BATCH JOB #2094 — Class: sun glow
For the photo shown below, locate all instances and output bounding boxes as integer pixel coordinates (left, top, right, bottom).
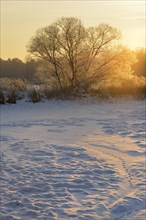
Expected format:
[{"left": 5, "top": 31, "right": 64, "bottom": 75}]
[{"left": 1, "top": 0, "right": 145, "bottom": 60}]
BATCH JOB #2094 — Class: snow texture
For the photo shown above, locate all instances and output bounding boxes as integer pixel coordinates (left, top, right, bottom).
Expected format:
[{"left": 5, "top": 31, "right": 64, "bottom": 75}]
[{"left": 1, "top": 99, "right": 146, "bottom": 220}]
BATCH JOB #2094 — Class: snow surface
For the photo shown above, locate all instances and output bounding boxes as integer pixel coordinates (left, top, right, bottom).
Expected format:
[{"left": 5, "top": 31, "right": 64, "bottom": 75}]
[{"left": 1, "top": 99, "right": 146, "bottom": 220}]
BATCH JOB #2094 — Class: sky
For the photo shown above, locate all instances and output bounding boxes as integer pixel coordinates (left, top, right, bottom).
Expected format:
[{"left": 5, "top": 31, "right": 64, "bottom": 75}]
[{"left": 1, "top": 0, "right": 145, "bottom": 61}]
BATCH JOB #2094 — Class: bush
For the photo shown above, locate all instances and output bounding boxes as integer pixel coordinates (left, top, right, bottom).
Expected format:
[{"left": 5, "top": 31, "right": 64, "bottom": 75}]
[
  {"left": 7, "top": 90, "right": 17, "bottom": 104},
  {"left": 104, "top": 84, "right": 146, "bottom": 99},
  {"left": 88, "top": 80, "right": 146, "bottom": 100},
  {"left": 0, "top": 78, "right": 26, "bottom": 91},
  {"left": 0, "top": 90, "right": 5, "bottom": 104},
  {"left": 42, "top": 85, "right": 78, "bottom": 100},
  {"left": 28, "top": 88, "right": 42, "bottom": 103}
]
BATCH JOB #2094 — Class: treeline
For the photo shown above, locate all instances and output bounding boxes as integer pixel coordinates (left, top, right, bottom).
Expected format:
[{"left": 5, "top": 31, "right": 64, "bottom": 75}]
[
  {"left": 0, "top": 17, "right": 145, "bottom": 103},
  {"left": 0, "top": 58, "right": 37, "bottom": 81},
  {"left": 0, "top": 48, "right": 145, "bottom": 81}
]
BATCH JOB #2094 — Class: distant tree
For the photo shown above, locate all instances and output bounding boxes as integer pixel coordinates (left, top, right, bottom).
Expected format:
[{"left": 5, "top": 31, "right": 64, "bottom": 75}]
[
  {"left": 0, "top": 58, "right": 24, "bottom": 78},
  {"left": 25, "top": 57, "right": 38, "bottom": 81},
  {"left": 0, "top": 58, "right": 37, "bottom": 81},
  {"left": 132, "top": 48, "right": 146, "bottom": 78}
]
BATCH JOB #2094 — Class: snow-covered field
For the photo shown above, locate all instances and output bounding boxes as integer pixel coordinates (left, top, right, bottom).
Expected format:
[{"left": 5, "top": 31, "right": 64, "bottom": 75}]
[{"left": 1, "top": 99, "right": 145, "bottom": 220}]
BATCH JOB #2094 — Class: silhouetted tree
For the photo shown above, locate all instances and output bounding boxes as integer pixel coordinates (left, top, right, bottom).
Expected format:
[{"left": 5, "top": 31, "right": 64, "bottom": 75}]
[
  {"left": 27, "top": 17, "right": 122, "bottom": 90},
  {"left": 27, "top": 17, "right": 139, "bottom": 92}
]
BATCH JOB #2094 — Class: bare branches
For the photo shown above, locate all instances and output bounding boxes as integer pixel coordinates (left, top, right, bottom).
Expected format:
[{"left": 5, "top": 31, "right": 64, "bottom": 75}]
[{"left": 27, "top": 17, "right": 127, "bottom": 91}]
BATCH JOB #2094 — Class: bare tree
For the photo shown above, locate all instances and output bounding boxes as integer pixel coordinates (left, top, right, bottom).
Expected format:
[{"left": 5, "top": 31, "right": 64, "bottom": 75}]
[
  {"left": 27, "top": 17, "right": 86, "bottom": 89},
  {"left": 27, "top": 17, "right": 123, "bottom": 91}
]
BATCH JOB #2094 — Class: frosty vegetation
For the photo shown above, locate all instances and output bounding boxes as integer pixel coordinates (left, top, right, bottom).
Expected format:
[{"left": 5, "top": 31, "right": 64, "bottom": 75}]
[{"left": 0, "top": 17, "right": 145, "bottom": 104}]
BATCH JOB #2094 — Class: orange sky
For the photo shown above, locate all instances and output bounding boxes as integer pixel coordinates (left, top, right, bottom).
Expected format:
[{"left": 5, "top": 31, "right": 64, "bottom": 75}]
[{"left": 1, "top": 0, "right": 145, "bottom": 60}]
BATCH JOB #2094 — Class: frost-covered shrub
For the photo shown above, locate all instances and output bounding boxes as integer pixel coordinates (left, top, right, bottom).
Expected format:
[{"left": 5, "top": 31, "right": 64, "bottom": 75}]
[
  {"left": 0, "top": 78, "right": 27, "bottom": 103},
  {"left": 7, "top": 90, "right": 17, "bottom": 104},
  {"left": 0, "top": 78, "right": 26, "bottom": 91},
  {"left": 28, "top": 88, "right": 42, "bottom": 103},
  {"left": 88, "top": 77, "right": 146, "bottom": 99},
  {"left": 0, "top": 90, "right": 5, "bottom": 104},
  {"left": 103, "top": 84, "right": 146, "bottom": 98},
  {"left": 42, "top": 86, "right": 61, "bottom": 99},
  {"left": 42, "top": 86, "right": 76, "bottom": 100}
]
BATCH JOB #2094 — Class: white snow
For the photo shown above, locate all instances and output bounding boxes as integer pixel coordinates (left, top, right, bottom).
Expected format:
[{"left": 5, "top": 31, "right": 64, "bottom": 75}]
[{"left": 1, "top": 99, "right": 146, "bottom": 220}]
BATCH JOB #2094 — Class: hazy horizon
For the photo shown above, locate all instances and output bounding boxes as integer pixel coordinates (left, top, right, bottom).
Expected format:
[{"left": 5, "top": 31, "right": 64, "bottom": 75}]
[{"left": 1, "top": 0, "right": 145, "bottom": 61}]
